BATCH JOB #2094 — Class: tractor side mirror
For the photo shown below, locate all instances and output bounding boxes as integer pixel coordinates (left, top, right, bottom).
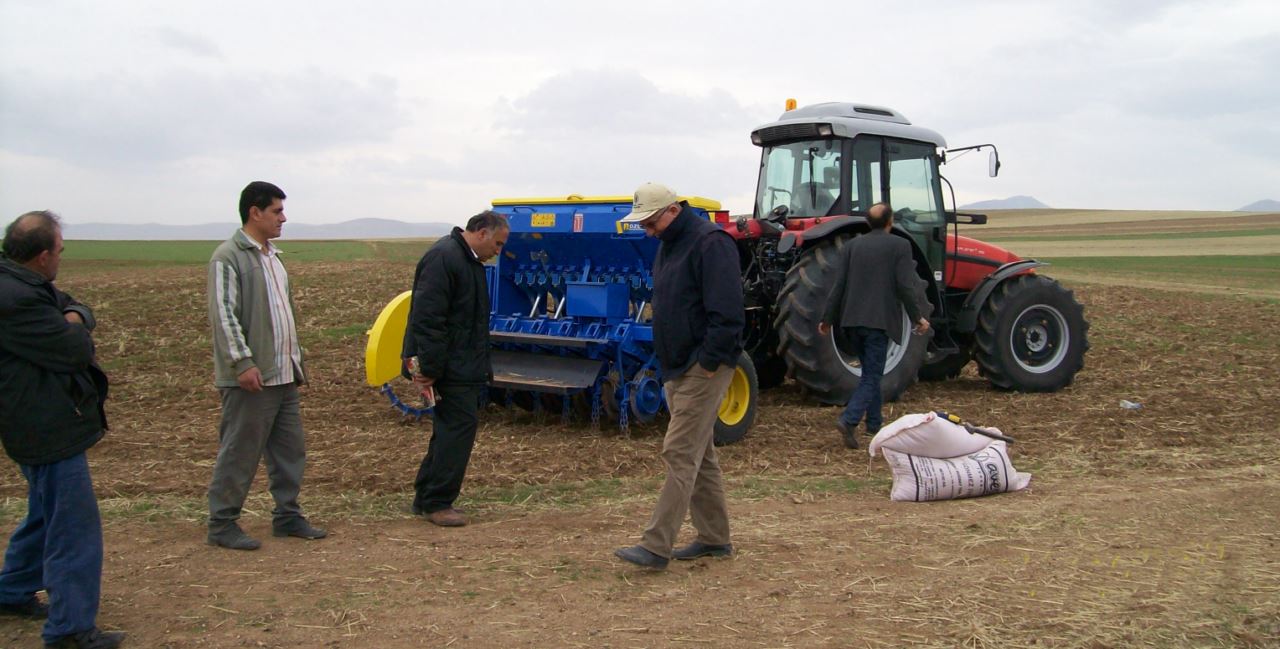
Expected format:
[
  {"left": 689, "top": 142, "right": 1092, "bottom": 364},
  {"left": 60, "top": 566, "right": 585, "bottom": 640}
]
[{"left": 988, "top": 150, "right": 1001, "bottom": 177}]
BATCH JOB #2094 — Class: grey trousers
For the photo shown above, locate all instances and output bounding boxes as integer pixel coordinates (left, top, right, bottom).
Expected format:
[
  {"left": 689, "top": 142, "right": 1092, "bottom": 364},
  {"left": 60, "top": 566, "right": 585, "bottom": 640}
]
[
  {"left": 639, "top": 365, "right": 735, "bottom": 558},
  {"left": 207, "top": 383, "right": 306, "bottom": 532}
]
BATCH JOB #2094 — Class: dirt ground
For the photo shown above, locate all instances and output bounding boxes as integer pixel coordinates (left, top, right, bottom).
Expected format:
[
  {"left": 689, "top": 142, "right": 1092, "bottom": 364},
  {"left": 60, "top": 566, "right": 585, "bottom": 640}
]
[{"left": 2, "top": 259, "right": 1279, "bottom": 647}]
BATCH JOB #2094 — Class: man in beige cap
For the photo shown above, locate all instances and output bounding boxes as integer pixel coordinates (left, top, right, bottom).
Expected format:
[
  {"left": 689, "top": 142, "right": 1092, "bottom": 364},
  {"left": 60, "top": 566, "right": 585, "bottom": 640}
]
[{"left": 613, "top": 183, "right": 745, "bottom": 570}]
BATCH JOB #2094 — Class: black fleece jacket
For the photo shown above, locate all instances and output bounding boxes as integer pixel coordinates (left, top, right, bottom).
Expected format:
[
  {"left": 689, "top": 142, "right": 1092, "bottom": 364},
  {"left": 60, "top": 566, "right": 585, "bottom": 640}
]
[{"left": 650, "top": 205, "right": 745, "bottom": 378}]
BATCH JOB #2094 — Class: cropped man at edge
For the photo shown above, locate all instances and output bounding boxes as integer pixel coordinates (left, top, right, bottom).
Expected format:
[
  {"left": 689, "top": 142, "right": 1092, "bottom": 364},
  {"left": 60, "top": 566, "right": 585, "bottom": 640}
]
[{"left": 0, "top": 211, "right": 125, "bottom": 648}]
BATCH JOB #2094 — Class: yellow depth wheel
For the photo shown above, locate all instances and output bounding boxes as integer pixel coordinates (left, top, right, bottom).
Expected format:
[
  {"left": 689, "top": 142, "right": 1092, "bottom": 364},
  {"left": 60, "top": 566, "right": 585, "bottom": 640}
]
[
  {"left": 713, "top": 352, "right": 759, "bottom": 446},
  {"left": 718, "top": 367, "right": 751, "bottom": 426}
]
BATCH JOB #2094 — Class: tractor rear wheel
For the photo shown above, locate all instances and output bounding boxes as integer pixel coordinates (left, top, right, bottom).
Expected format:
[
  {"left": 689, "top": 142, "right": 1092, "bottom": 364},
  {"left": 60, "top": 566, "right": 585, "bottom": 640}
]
[
  {"left": 713, "top": 352, "right": 758, "bottom": 446},
  {"left": 775, "top": 235, "right": 930, "bottom": 405},
  {"left": 974, "top": 274, "right": 1088, "bottom": 391}
]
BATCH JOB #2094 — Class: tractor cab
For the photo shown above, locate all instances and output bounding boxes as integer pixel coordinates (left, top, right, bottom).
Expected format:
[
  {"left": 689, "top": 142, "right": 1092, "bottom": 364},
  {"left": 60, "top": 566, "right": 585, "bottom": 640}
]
[{"left": 750, "top": 102, "right": 954, "bottom": 281}]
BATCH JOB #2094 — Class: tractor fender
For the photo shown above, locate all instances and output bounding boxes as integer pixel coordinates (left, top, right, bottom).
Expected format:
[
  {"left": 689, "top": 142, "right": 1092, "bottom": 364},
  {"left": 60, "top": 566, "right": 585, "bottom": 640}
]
[
  {"left": 777, "top": 215, "right": 866, "bottom": 254},
  {"left": 955, "top": 260, "right": 1047, "bottom": 333}
]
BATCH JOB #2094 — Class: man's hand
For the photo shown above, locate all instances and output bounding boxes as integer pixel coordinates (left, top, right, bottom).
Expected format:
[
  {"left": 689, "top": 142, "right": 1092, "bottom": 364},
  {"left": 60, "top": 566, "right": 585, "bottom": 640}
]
[
  {"left": 411, "top": 374, "right": 435, "bottom": 390},
  {"left": 64, "top": 311, "right": 84, "bottom": 325},
  {"left": 817, "top": 322, "right": 831, "bottom": 336},
  {"left": 913, "top": 317, "right": 931, "bottom": 335},
  {"left": 238, "top": 367, "right": 264, "bottom": 392}
]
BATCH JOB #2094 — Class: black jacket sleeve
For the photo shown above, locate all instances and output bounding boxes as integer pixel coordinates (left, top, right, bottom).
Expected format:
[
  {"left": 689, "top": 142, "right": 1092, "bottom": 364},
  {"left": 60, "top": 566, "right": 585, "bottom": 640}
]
[
  {"left": 695, "top": 231, "right": 745, "bottom": 372},
  {"left": 57, "top": 291, "right": 97, "bottom": 332},
  {"left": 408, "top": 249, "right": 454, "bottom": 379},
  {"left": 0, "top": 289, "right": 95, "bottom": 374}
]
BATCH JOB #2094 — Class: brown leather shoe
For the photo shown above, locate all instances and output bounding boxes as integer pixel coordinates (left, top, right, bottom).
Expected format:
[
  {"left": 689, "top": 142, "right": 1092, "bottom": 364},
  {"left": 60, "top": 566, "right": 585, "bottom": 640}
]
[{"left": 426, "top": 508, "right": 466, "bottom": 527}]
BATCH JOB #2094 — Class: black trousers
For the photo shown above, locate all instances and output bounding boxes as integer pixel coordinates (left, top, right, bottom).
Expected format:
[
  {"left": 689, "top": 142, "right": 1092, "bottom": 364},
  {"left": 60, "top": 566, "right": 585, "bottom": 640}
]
[{"left": 413, "top": 384, "right": 483, "bottom": 513}]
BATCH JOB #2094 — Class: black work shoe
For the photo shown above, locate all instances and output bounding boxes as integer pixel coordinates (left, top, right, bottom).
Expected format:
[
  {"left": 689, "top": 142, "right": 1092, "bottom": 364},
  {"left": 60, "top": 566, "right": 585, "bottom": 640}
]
[
  {"left": 272, "top": 518, "right": 327, "bottom": 540},
  {"left": 44, "top": 627, "right": 126, "bottom": 649},
  {"left": 0, "top": 596, "right": 49, "bottom": 619},
  {"left": 865, "top": 426, "right": 881, "bottom": 437},
  {"left": 836, "top": 420, "right": 858, "bottom": 449},
  {"left": 207, "top": 524, "right": 261, "bottom": 551},
  {"left": 672, "top": 541, "right": 733, "bottom": 560},
  {"left": 613, "top": 545, "right": 669, "bottom": 570}
]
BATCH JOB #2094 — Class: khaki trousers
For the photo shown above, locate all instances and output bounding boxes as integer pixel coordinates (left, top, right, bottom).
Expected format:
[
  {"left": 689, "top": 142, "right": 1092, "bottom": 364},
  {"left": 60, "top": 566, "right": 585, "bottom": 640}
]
[{"left": 639, "top": 365, "right": 735, "bottom": 557}]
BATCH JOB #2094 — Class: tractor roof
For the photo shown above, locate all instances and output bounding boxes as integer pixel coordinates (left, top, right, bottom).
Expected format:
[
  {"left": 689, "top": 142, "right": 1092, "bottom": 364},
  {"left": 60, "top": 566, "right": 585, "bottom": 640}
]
[{"left": 751, "top": 102, "right": 946, "bottom": 148}]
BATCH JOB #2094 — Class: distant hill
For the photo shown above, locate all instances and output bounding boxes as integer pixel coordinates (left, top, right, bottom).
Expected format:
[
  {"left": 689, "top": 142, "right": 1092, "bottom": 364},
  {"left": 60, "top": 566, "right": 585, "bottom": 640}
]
[
  {"left": 960, "top": 195, "right": 1051, "bottom": 210},
  {"left": 64, "top": 218, "right": 454, "bottom": 240},
  {"left": 1235, "top": 199, "right": 1280, "bottom": 212}
]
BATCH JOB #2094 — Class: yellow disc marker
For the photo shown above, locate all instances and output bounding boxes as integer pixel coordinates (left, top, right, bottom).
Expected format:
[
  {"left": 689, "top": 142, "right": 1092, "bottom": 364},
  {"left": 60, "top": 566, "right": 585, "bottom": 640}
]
[{"left": 365, "top": 290, "right": 413, "bottom": 386}]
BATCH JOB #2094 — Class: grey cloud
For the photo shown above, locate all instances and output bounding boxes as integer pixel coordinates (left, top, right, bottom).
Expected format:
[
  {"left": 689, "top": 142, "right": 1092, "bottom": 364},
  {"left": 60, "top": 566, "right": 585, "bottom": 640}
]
[
  {"left": 357, "top": 68, "right": 767, "bottom": 197},
  {"left": 1115, "top": 35, "right": 1280, "bottom": 119},
  {"left": 498, "top": 69, "right": 754, "bottom": 139},
  {"left": 152, "top": 26, "right": 223, "bottom": 59},
  {"left": 0, "top": 68, "right": 405, "bottom": 165}
]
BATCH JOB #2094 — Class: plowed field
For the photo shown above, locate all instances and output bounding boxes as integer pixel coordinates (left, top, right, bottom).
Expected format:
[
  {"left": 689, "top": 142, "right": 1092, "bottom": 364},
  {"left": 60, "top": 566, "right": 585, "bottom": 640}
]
[{"left": 3, "top": 217, "right": 1278, "bottom": 647}]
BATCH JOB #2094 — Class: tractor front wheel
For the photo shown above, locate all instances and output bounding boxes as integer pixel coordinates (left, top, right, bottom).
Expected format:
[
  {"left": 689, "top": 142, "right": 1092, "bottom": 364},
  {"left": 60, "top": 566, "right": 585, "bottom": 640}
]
[{"left": 974, "top": 274, "right": 1088, "bottom": 391}]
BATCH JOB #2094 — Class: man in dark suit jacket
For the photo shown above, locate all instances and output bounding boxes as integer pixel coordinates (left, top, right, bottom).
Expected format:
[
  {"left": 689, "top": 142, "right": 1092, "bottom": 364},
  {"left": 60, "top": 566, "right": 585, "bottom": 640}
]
[{"left": 819, "top": 203, "right": 930, "bottom": 449}]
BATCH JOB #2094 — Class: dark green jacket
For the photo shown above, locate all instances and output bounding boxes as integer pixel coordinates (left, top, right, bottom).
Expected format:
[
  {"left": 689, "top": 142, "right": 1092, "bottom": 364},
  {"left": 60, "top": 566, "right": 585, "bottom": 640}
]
[
  {"left": 0, "top": 258, "right": 109, "bottom": 466},
  {"left": 207, "top": 230, "right": 308, "bottom": 388}
]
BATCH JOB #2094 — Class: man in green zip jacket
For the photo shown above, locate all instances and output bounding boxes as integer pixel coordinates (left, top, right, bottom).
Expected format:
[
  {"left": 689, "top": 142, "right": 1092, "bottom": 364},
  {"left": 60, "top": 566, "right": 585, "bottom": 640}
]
[{"left": 205, "top": 182, "right": 326, "bottom": 550}]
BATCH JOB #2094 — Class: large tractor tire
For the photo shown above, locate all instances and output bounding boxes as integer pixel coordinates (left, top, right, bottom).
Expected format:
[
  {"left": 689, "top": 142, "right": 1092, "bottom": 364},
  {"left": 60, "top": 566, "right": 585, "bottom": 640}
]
[
  {"left": 713, "top": 351, "right": 758, "bottom": 446},
  {"left": 974, "top": 274, "right": 1088, "bottom": 391},
  {"left": 775, "top": 235, "right": 930, "bottom": 405},
  {"left": 918, "top": 334, "right": 973, "bottom": 381}
]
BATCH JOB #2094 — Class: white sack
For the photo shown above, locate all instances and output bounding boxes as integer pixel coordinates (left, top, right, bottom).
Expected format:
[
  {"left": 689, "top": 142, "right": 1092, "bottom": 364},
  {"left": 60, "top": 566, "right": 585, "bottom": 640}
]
[
  {"left": 868, "top": 411, "right": 996, "bottom": 459},
  {"left": 882, "top": 440, "right": 1032, "bottom": 502}
]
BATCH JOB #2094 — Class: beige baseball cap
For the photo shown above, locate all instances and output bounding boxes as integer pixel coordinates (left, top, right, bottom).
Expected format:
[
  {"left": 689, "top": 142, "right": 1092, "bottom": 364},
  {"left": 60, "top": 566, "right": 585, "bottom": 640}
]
[{"left": 618, "top": 182, "right": 678, "bottom": 224}]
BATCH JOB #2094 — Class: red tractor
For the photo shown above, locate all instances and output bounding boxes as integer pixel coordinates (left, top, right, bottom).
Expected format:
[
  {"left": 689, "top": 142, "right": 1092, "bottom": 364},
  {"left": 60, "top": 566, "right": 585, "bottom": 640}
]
[{"left": 724, "top": 100, "right": 1088, "bottom": 434}]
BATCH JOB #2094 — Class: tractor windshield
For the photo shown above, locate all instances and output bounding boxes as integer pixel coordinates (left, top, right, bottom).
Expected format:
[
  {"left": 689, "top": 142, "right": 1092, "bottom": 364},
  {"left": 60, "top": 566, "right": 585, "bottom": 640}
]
[
  {"left": 754, "top": 136, "right": 944, "bottom": 226},
  {"left": 756, "top": 140, "right": 842, "bottom": 218}
]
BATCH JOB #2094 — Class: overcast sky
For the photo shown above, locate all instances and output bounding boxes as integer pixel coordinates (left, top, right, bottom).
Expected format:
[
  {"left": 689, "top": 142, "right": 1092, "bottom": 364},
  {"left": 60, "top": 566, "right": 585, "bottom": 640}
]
[{"left": 2, "top": 0, "right": 1276, "bottom": 227}]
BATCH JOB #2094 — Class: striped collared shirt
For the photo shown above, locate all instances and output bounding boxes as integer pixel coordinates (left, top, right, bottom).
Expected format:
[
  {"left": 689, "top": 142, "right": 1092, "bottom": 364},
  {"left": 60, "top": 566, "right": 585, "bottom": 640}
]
[{"left": 256, "top": 238, "right": 301, "bottom": 386}]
